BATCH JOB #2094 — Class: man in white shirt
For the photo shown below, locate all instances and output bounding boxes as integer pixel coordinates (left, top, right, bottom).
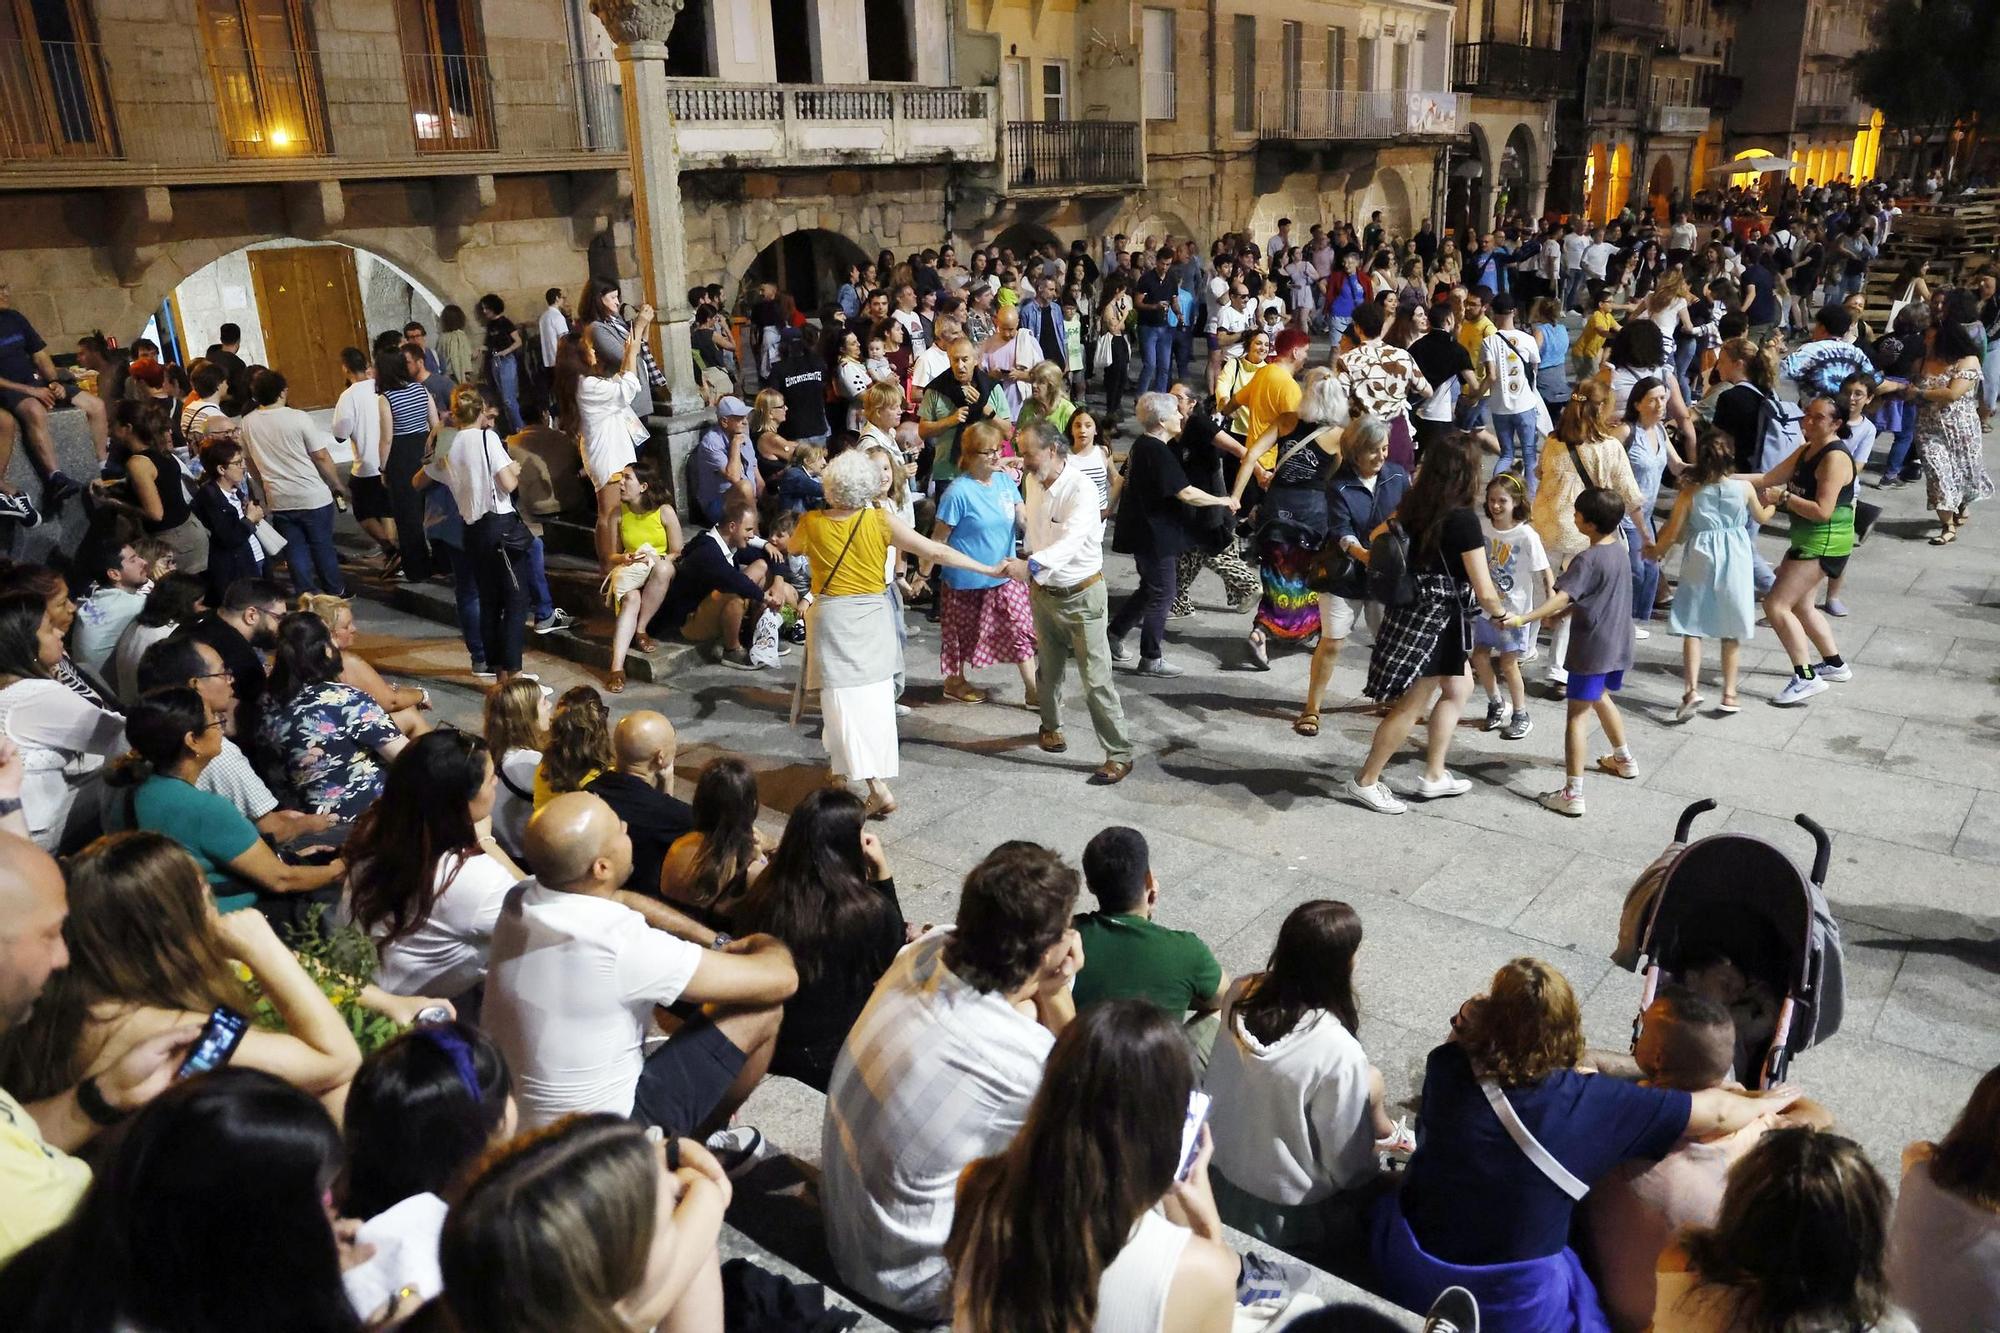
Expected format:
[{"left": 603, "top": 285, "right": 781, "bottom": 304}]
[
  {"left": 536, "top": 287, "right": 569, "bottom": 370},
  {"left": 1560, "top": 221, "right": 1593, "bottom": 310},
  {"left": 891, "top": 284, "right": 928, "bottom": 356},
  {"left": 237, "top": 368, "right": 349, "bottom": 594},
  {"left": 483, "top": 791, "right": 797, "bottom": 1138},
  {"left": 1481, "top": 294, "right": 1548, "bottom": 491},
  {"left": 1266, "top": 217, "right": 1293, "bottom": 261},
  {"left": 1208, "top": 284, "right": 1253, "bottom": 391},
  {"left": 69, "top": 541, "right": 152, "bottom": 675},
  {"left": 1581, "top": 229, "right": 1618, "bottom": 289},
  {"left": 329, "top": 347, "right": 397, "bottom": 572},
  {"left": 1668, "top": 212, "right": 1698, "bottom": 254},
  {"left": 821, "top": 841, "right": 1083, "bottom": 1319},
  {"left": 908, "top": 309, "right": 962, "bottom": 393},
  {"left": 1003, "top": 423, "right": 1133, "bottom": 784}
]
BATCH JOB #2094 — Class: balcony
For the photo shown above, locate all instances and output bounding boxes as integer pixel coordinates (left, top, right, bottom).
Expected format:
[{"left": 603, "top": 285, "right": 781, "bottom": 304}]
[
  {"left": 1673, "top": 25, "right": 1727, "bottom": 60},
  {"left": 1797, "top": 98, "right": 1866, "bottom": 128},
  {"left": 1143, "top": 69, "right": 1177, "bottom": 121},
  {"left": 1, "top": 37, "right": 623, "bottom": 186},
  {"left": 1004, "top": 120, "right": 1141, "bottom": 192},
  {"left": 1598, "top": 0, "right": 1669, "bottom": 38},
  {"left": 663, "top": 80, "right": 995, "bottom": 171},
  {"left": 1257, "top": 89, "right": 1466, "bottom": 143},
  {"left": 1452, "top": 42, "right": 1565, "bottom": 99},
  {"left": 1647, "top": 102, "right": 1710, "bottom": 136}
]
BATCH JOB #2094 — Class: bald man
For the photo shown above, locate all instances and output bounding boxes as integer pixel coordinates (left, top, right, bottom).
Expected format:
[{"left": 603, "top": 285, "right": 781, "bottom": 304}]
[
  {"left": 482, "top": 792, "right": 796, "bottom": 1148},
  {"left": 0, "top": 833, "right": 200, "bottom": 1260},
  {"left": 584, "top": 711, "right": 692, "bottom": 899}
]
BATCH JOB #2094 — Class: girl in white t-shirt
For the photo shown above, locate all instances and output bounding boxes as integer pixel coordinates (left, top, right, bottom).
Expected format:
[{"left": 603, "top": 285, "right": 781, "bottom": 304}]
[{"left": 1473, "top": 474, "right": 1552, "bottom": 740}]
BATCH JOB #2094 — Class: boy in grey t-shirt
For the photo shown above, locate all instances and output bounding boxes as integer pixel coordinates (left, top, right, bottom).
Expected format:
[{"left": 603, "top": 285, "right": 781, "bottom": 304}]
[{"left": 1504, "top": 487, "right": 1636, "bottom": 817}]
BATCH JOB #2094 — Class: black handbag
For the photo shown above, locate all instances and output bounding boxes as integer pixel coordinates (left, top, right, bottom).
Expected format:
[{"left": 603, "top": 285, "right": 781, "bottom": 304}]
[
  {"left": 1306, "top": 541, "right": 1357, "bottom": 594},
  {"left": 1367, "top": 521, "right": 1420, "bottom": 608}
]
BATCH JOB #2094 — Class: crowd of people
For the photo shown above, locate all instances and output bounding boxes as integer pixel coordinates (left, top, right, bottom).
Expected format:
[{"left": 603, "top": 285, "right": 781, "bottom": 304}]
[{"left": 0, "top": 174, "right": 1997, "bottom": 1331}]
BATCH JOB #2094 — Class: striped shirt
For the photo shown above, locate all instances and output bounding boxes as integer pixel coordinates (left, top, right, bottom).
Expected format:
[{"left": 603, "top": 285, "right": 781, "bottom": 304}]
[{"left": 383, "top": 381, "right": 433, "bottom": 437}]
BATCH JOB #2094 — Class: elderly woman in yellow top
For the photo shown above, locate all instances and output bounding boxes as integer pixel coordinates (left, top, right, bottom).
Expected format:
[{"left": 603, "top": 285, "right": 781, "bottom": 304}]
[{"left": 795, "top": 449, "right": 1007, "bottom": 818}]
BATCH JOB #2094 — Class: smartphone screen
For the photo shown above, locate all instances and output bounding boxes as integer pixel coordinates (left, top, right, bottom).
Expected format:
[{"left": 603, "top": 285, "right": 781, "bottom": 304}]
[
  {"left": 1176, "top": 1090, "right": 1212, "bottom": 1182},
  {"left": 176, "top": 1006, "right": 249, "bottom": 1080}
]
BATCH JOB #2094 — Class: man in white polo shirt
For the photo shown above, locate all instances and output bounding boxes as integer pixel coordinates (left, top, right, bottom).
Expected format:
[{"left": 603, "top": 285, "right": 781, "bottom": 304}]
[
  {"left": 483, "top": 791, "right": 797, "bottom": 1143},
  {"left": 237, "top": 367, "right": 349, "bottom": 595}
]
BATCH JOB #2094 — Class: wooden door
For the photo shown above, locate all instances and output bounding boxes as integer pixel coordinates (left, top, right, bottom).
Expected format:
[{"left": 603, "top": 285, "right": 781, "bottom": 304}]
[{"left": 247, "top": 245, "right": 364, "bottom": 410}]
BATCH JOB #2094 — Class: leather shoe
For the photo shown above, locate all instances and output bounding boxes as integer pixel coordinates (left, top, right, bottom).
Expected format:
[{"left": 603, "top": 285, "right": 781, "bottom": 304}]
[
  {"left": 1088, "top": 759, "right": 1134, "bottom": 785},
  {"left": 1037, "top": 728, "right": 1067, "bottom": 754}
]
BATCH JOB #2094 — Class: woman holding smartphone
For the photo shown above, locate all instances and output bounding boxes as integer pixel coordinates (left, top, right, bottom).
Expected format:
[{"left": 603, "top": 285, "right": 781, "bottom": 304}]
[{"left": 945, "top": 1000, "right": 1238, "bottom": 1333}]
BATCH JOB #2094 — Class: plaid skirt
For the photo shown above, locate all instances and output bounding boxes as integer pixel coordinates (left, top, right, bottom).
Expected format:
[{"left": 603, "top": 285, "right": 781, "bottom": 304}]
[
  {"left": 1364, "top": 573, "right": 1476, "bottom": 700},
  {"left": 939, "top": 580, "right": 1036, "bottom": 676}
]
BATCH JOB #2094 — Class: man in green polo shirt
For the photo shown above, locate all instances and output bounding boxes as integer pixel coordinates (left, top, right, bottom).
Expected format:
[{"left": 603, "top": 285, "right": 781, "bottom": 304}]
[{"left": 1071, "top": 827, "right": 1228, "bottom": 1037}]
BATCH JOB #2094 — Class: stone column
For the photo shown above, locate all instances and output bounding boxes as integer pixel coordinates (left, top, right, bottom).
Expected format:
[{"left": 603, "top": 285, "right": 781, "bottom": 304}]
[{"left": 591, "top": 0, "right": 705, "bottom": 421}]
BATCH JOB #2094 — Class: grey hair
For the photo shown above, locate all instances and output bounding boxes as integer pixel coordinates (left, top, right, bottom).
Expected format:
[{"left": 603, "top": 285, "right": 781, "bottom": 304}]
[
  {"left": 823, "top": 449, "right": 881, "bottom": 509},
  {"left": 1134, "top": 391, "right": 1179, "bottom": 432},
  {"left": 1297, "top": 366, "right": 1349, "bottom": 427},
  {"left": 1339, "top": 413, "right": 1390, "bottom": 458}
]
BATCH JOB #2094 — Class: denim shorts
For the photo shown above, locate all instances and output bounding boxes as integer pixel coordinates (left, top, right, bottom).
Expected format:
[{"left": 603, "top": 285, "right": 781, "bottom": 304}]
[{"left": 1475, "top": 618, "right": 1534, "bottom": 655}]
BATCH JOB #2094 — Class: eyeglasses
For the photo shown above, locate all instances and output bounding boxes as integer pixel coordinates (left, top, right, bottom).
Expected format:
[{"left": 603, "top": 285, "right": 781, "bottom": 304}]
[{"left": 189, "top": 668, "right": 231, "bottom": 682}]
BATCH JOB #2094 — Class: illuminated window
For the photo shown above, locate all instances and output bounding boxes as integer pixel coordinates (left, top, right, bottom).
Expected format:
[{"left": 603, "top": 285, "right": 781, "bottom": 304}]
[
  {"left": 396, "top": 0, "right": 494, "bottom": 152},
  {"left": 200, "top": 0, "right": 327, "bottom": 157}
]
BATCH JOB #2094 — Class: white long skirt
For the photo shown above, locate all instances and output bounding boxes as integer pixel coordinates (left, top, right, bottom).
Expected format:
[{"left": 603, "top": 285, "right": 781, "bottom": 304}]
[{"left": 821, "top": 678, "right": 899, "bottom": 782}]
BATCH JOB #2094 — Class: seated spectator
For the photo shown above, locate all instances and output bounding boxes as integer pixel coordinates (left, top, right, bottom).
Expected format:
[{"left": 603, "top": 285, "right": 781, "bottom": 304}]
[
  {"left": 650, "top": 493, "right": 794, "bottom": 669},
  {"left": 68, "top": 537, "right": 161, "bottom": 676},
  {"left": 481, "top": 676, "right": 547, "bottom": 859},
  {"left": 1072, "top": 825, "right": 1228, "bottom": 1024},
  {"left": 100, "top": 689, "right": 345, "bottom": 920},
  {"left": 772, "top": 442, "right": 828, "bottom": 513},
  {"left": 339, "top": 1022, "right": 515, "bottom": 1321},
  {"left": 439, "top": 1114, "right": 729, "bottom": 1333},
  {"left": 0, "top": 831, "right": 360, "bottom": 1104},
  {"left": 258, "top": 611, "right": 407, "bottom": 821},
  {"left": 1655, "top": 1128, "right": 1915, "bottom": 1332},
  {"left": 946, "top": 999, "right": 1239, "bottom": 1333},
  {"left": 583, "top": 710, "right": 692, "bottom": 898},
  {"left": 344, "top": 730, "right": 525, "bottom": 1009},
  {"left": 187, "top": 575, "right": 287, "bottom": 738},
  {"left": 1886, "top": 1063, "right": 2000, "bottom": 1328},
  {"left": 94, "top": 399, "right": 209, "bottom": 576},
  {"left": 1372, "top": 957, "right": 1801, "bottom": 1330},
  {"left": 482, "top": 791, "right": 794, "bottom": 1137},
  {"left": 298, "top": 593, "right": 432, "bottom": 738},
  {"left": 191, "top": 439, "right": 266, "bottom": 603},
  {"left": 821, "top": 841, "right": 1083, "bottom": 1319},
  {"left": 604, "top": 459, "right": 682, "bottom": 694},
  {"left": 133, "top": 635, "right": 333, "bottom": 848},
  {"left": 109, "top": 570, "right": 204, "bottom": 707},
  {"left": 735, "top": 786, "right": 905, "bottom": 1091},
  {"left": 532, "top": 684, "right": 611, "bottom": 809},
  {"left": 0, "top": 1069, "right": 366, "bottom": 1331},
  {"left": 658, "top": 754, "right": 770, "bottom": 923},
  {"left": 1586, "top": 986, "right": 1832, "bottom": 1331},
  {"left": 1205, "top": 900, "right": 1404, "bottom": 1255},
  {"left": 0, "top": 832, "right": 198, "bottom": 1262},
  {"left": 0, "top": 589, "right": 125, "bottom": 850},
  {"left": 0, "top": 562, "right": 111, "bottom": 706}
]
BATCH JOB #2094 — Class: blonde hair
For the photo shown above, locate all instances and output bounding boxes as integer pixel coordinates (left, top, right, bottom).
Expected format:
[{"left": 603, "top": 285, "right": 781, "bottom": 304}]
[
  {"left": 483, "top": 676, "right": 547, "bottom": 757},
  {"left": 749, "top": 387, "right": 786, "bottom": 437},
  {"left": 960, "top": 420, "right": 1004, "bottom": 462},
  {"left": 451, "top": 383, "right": 491, "bottom": 427},
  {"left": 1028, "top": 358, "right": 1067, "bottom": 408},
  {"left": 295, "top": 592, "right": 352, "bottom": 636},
  {"left": 860, "top": 379, "right": 903, "bottom": 422},
  {"left": 866, "top": 440, "right": 912, "bottom": 493}
]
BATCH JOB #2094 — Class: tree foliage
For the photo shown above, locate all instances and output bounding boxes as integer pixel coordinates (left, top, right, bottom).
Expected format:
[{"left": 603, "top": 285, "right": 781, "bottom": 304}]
[{"left": 1852, "top": 0, "right": 2000, "bottom": 133}]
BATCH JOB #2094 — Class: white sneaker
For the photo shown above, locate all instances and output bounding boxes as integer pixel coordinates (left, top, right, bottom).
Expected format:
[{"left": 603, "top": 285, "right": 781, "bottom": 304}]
[
  {"left": 1344, "top": 777, "right": 1406, "bottom": 814},
  {"left": 1537, "top": 787, "right": 1586, "bottom": 817},
  {"left": 1772, "top": 674, "right": 1830, "bottom": 706},
  {"left": 1633, "top": 625, "right": 1651, "bottom": 640},
  {"left": 1413, "top": 771, "right": 1473, "bottom": 800},
  {"left": 704, "top": 1124, "right": 776, "bottom": 1179},
  {"left": 1814, "top": 661, "right": 1853, "bottom": 682}
]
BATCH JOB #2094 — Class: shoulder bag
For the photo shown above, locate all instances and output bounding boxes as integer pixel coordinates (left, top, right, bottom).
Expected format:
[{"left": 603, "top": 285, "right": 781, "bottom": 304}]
[{"left": 1366, "top": 519, "right": 1420, "bottom": 608}]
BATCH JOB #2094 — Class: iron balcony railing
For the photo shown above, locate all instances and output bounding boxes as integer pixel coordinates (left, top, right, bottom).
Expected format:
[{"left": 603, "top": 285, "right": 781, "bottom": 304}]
[
  {"left": 1257, "top": 89, "right": 1465, "bottom": 142},
  {"left": 0, "top": 38, "right": 118, "bottom": 159},
  {"left": 206, "top": 50, "right": 333, "bottom": 157},
  {"left": 1451, "top": 42, "right": 1565, "bottom": 99},
  {"left": 1004, "top": 119, "right": 1141, "bottom": 190},
  {"left": 1143, "top": 69, "right": 1176, "bottom": 120}
]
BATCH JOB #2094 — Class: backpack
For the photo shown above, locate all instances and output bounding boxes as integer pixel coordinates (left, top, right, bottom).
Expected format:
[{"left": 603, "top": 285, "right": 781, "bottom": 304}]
[
  {"left": 1367, "top": 520, "right": 1420, "bottom": 608},
  {"left": 1749, "top": 386, "right": 1804, "bottom": 472}
]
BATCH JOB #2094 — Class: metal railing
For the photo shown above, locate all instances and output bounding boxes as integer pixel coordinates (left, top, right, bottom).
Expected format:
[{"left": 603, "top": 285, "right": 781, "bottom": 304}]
[
  {"left": 207, "top": 51, "right": 332, "bottom": 157},
  {"left": 0, "top": 38, "right": 118, "bottom": 159},
  {"left": 1004, "top": 120, "right": 1140, "bottom": 189},
  {"left": 1647, "top": 102, "right": 1710, "bottom": 135},
  {"left": 1143, "top": 69, "right": 1176, "bottom": 120},
  {"left": 1451, "top": 42, "right": 1564, "bottom": 98},
  {"left": 402, "top": 50, "right": 496, "bottom": 152},
  {"left": 1598, "top": 0, "right": 1669, "bottom": 36},
  {"left": 1798, "top": 99, "right": 1864, "bottom": 127},
  {"left": 573, "top": 58, "right": 625, "bottom": 151},
  {"left": 1257, "top": 89, "right": 1464, "bottom": 142}
]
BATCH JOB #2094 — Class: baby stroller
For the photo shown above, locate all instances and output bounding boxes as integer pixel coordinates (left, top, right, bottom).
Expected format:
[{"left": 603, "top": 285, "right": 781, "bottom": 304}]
[{"left": 1612, "top": 798, "right": 1846, "bottom": 1088}]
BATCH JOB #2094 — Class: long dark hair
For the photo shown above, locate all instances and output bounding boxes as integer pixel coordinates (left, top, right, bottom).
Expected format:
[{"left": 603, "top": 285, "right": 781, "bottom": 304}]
[
  {"left": 947, "top": 1001, "right": 1193, "bottom": 1332},
  {"left": 1678, "top": 1128, "right": 1893, "bottom": 1333},
  {"left": 266, "top": 611, "right": 343, "bottom": 706},
  {"left": 1396, "top": 429, "right": 1483, "bottom": 556},
  {"left": 342, "top": 1021, "right": 512, "bottom": 1219},
  {"left": 682, "top": 755, "right": 761, "bottom": 907},
  {"left": 553, "top": 331, "right": 612, "bottom": 437},
  {"left": 0, "top": 589, "right": 51, "bottom": 681},
  {"left": 345, "top": 730, "right": 491, "bottom": 948},
  {"left": 1236, "top": 900, "right": 1363, "bottom": 1043},
  {"left": 0, "top": 1069, "right": 359, "bottom": 1333},
  {"left": 736, "top": 787, "right": 890, "bottom": 988},
  {"left": 1929, "top": 1062, "right": 2000, "bottom": 1211}
]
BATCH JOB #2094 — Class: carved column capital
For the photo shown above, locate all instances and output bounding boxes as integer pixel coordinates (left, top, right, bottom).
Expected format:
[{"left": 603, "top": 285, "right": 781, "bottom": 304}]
[{"left": 588, "top": 0, "right": 684, "bottom": 48}]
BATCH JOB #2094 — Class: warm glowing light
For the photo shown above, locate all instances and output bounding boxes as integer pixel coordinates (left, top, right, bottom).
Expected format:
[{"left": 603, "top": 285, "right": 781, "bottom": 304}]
[{"left": 270, "top": 127, "right": 291, "bottom": 146}]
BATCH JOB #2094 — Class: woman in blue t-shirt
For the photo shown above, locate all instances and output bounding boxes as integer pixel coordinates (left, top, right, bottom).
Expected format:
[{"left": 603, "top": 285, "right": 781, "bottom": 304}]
[
  {"left": 1370, "top": 957, "right": 1802, "bottom": 1332},
  {"left": 924, "top": 421, "right": 1036, "bottom": 707}
]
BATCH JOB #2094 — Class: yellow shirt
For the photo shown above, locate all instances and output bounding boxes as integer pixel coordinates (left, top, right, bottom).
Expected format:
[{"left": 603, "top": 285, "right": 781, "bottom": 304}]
[
  {"left": 1577, "top": 310, "right": 1620, "bottom": 360},
  {"left": 1239, "top": 362, "right": 1303, "bottom": 469},
  {"left": 1217, "top": 355, "right": 1266, "bottom": 439},
  {"left": 534, "top": 764, "right": 601, "bottom": 810},
  {"left": 0, "top": 1086, "right": 91, "bottom": 1262},
  {"left": 619, "top": 505, "right": 671, "bottom": 556},
  {"left": 1458, "top": 315, "right": 1496, "bottom": 363},
  {"left": 797, "top": 506, "right": 892, "bottom": 597}
]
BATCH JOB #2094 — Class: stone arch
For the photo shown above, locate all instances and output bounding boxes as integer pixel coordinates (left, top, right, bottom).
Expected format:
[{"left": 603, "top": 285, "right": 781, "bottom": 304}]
[
  {"left": 734, "top": 226, "right": 871, "bottom": 315},
  {"left": 1352, "top": 166, "right": 1416, "bottom": 236},
  {"left": 1125, "top": 210, "right": 1196, "bottom": 252},
  {"left": 1648, "top": 154, "right": 1678, "bottom": 223},
  {"left": 1446, "top": 121, "right": 1493, "bottom": 241},
  {"left": 1502, "top": 122, "right": 1540, "bottom": 218},
  {"left": 992, "top": 220, "right": 1062, "bottom": 258}
]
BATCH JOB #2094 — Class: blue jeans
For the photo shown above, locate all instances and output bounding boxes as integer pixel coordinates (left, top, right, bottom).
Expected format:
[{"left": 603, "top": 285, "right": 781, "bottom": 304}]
[
  {"left": 1672, "top": 338, "right": 1698, "bottom": 404},
  {"left": 1624, "top": 515, "right": 1659, "bottom": 625},
  {"left": 1491, "top": 411, "right": 1540, "bottom": 498},
  {"left": 440, "top": 541, "right": 485, "bottom": 665},
  {"left": 1173, "top": 327, "right": 1193, "bottom": 384},
  {"left": 271, "top": 504, "right": 345, "bottom": 595},
  {"left": 1138, "top": 324, "right": 1174, "bottom": 395},
  {"left": 526, "top": 535, "right": 553, "bottom": 622},
  {"left": 491, "top": 353, "right": 523, "bottom": 434},
  {"left": 1879, "top": 407, "right": 1919, "bottom": 477}
]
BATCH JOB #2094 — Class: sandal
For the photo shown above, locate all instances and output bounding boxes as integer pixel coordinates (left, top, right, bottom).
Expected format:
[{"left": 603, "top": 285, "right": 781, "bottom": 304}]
[
  {"left": 941, "top": 680, "right": 987, "bottom": 704},
  {"left": 1674, "top": 691, "right": 1703, "bottom": 723},
  {"left": 605, "top": 668, "right": 626, "bottom": 694},
  {"left": 633, "top": 633, "right": 659, "bottom": 653},
  {"left": 863, "top": 792, "right": 898, "bottom": 820},
  {"left": 1716, "top": 695, "right": 1741, "bottom": 714},
  {"left": 1293, "top": 711, "right": 1322, "bottom": 737},
  {"left": 1246, "top": 629, "right": 1271, "bottom": 671},
  {"left": 1929, "top": 529, "right": 1957, "bottom": 545}
]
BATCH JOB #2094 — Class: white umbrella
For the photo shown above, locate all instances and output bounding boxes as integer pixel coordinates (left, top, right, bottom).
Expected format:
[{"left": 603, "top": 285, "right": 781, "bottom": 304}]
[{"left": 1709, "top": 155, "right": 1800, "bottom": 175}]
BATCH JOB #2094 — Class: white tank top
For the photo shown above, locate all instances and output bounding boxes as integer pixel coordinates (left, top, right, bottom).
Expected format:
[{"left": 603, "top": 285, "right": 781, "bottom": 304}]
[{"left": 1094, "top": 1209, "right": 1192, "bottom": 1333}]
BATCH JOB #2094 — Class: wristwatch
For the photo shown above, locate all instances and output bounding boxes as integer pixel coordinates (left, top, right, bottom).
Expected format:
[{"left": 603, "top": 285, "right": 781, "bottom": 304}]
[
  {"left": 709, "top": 933, "right": 735, "bottom": 950},
  {"left": 77, "top": 1076, "right": 128, "bottom": 1127}
]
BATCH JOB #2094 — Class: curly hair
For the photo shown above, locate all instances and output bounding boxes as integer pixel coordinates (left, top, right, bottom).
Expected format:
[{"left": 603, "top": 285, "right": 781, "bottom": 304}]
[
  {"left": 943, "top": 843, "right": 1079, "bottom": 995},
  {"left": 1456, "top": 957, "right": 1584, "bottom": 1087},
  {"left": 538, "top": 686, "right": 613, "bottom": 797}
]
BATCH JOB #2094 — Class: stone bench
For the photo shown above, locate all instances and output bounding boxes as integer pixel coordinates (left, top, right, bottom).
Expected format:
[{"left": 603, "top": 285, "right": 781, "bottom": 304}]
[{"left": 1, "top": 404, "right": 97, "bottom": 567}]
